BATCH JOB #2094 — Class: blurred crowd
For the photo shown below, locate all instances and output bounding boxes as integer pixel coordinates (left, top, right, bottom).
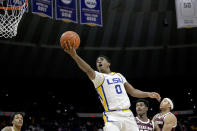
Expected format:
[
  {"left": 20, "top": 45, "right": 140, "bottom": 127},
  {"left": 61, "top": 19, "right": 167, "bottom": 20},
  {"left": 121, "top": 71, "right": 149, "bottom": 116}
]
[
  {"left": 0, "top": 115, "right": 103, "bottom": 131},
  {"left": 0, "top": 114, "right": 197, "bottom": 131},
  {"left": 0, "top": 112, "right": 197, "bottom": 131}
]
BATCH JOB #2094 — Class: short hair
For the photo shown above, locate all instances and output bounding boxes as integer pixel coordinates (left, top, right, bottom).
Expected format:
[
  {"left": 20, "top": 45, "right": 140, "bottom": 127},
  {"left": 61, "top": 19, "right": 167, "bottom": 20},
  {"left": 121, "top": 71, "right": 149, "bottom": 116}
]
[
  {"left": 97, "top": 55, "right": 111, "bottom": 63},
  {"left": 10, "top": 112, "right": 24, "bottom": 124},
  {"left": 136, "top": 99, "right": 149, "bottom": 108}
]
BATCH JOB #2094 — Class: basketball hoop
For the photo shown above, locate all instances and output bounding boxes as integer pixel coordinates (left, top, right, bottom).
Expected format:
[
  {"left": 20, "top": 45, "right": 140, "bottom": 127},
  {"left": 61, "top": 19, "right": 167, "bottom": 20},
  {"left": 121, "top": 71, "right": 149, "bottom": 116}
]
[{"left": 0, "top": 0, "right": 28, "bottom": 38}]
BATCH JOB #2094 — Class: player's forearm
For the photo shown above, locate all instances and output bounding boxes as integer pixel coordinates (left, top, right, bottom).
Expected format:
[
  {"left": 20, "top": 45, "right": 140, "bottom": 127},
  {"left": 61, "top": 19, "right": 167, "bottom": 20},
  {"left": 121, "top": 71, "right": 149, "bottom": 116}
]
[
  {"left": 72, "top": 54, "right": 95, "bottom": 79},
  {"left": 130, "top": 88, "right": 151, "bottom": 98},
  {"left": 162, "top": 125, "right": 172, "bottom": 131},
  {"left": 124, "top": 82, "right": 150, "bottom": 98}
]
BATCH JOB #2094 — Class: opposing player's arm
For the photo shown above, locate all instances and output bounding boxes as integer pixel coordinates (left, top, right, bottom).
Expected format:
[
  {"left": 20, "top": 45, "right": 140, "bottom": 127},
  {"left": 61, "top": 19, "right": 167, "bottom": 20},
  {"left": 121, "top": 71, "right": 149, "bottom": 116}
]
[
  {"left": 162, "top": 114, "right": 177, "bottom": 131},
  {"left": 1, "top": 127, "right": 11, "bottom": 131},
  {"left": 64, "top": 41, "right": 95, "bottom": 80},
  {"left": 124, "top": 82, "right": 161, "bottom": 101}
]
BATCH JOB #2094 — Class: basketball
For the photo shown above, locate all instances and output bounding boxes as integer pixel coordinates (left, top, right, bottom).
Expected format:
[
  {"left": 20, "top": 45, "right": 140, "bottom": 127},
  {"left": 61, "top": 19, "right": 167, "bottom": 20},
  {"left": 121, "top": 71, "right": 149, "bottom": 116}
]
[{"left": 60, "top": 31, "right": 80, "bottom": 49}]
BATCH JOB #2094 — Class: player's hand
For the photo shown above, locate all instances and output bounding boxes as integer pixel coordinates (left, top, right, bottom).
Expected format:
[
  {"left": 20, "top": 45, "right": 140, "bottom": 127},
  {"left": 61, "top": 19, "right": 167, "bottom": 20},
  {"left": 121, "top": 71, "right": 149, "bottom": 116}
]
[
  {"left": 63, "top": 40, "right": 77, "bottom": 57},
  {"left": 148, "top": 92, "right": 161, "bottom": 102}
]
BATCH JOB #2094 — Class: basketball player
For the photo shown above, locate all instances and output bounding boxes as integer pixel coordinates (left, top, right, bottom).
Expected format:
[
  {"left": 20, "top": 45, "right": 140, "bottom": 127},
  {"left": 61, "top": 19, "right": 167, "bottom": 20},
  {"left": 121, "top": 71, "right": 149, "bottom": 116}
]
[
  {"left": 135, "top": 99, "right": 156, "bottom": 131},
  {"left": 1, "top": 112, "right": 23, "bottom": 131},
  {"left": 63, "top": 42, "right": 161, "bottom": 131},
  {"left": 153, "top": 98, "right": 177, "bottom": 131}
]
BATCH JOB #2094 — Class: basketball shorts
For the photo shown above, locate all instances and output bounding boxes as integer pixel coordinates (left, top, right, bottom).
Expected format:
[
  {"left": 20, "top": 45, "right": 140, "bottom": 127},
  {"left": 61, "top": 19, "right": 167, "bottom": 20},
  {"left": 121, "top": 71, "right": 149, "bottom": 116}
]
[{"left": 103, "top": 109, "right": 139, "bottom": 131}]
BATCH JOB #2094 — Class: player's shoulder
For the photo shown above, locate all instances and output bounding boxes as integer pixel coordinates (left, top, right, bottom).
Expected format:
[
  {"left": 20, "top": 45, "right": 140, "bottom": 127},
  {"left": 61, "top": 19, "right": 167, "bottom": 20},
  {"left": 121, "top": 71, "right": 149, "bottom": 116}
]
[
  {"left": 1, "top": 126, "right": 12, "bottom": 131},
  {"left": 170, "top": 112, "right": 177, "bottom": 119},
  {"left": 115, "top": 72, "right": 121, "bottom": 75},
  {"left": 95, "top": 71, "right": 101, "bottom": 74},
  {"left": 153, "top": 113, "right": 160, "bottom": 120},
  {"left": 153, "top": 113, "right": 160, "bottom": 117},
  {"left": 164, "top": 112, "right": 177, "bottom": 122},
  {"left": 115, "top": 72, "right": 124, "bottom": 77},
  {"left": 95, "top": 71, "right": 104, "bottom": 76}
]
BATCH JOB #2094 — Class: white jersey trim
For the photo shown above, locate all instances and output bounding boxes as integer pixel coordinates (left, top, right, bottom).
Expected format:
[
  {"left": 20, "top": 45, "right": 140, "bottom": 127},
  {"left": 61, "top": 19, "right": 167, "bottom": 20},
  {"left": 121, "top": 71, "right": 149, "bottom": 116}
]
[
  {"left": 152, "top": 120, "right": 155, "bottom": 130},
  {"left": 136, "top": 117, "right": 154, "bottom": 130},
  {"left": 136, "top": 117, "right": 150, "bottom": 124}
]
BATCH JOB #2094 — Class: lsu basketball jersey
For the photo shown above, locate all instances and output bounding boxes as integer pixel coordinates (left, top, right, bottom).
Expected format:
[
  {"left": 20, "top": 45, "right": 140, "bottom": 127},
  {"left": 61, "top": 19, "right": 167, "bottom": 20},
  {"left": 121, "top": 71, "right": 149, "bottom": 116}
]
[
  {"left": 92, "top": 71, "right": 131, "bottom": 111},
  {"left": 11, "top": 127, "right": 14, "bottom": 131},
  {"left": 154, "top": 112, "right": 176, "bottom": 131},
  {"left": 135, "top": 117, "right": 154, "bottom": 131}
]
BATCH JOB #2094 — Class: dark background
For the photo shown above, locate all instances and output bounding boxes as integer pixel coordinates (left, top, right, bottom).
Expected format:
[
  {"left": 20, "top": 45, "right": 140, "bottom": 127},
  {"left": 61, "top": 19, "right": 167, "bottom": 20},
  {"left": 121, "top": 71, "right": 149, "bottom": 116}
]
[{"left": 0, "top": 0, "right": 197, "bottom": 128}]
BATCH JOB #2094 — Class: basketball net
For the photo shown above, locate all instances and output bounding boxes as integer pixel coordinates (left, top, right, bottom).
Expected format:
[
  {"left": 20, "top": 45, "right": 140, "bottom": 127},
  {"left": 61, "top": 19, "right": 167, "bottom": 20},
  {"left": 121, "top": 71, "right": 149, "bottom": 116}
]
[{"left": 0, "top": 0, "right": 28, "bottom": 38}]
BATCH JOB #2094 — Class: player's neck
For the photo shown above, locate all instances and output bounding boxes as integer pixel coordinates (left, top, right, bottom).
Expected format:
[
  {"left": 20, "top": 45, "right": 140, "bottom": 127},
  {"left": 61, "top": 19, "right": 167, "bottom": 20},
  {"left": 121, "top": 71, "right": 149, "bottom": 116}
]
[
  {"left": 103, "top": 68, "right": 111, "bottom": 74},
  {"left": 137, "top": 114, "right": 148, "bottom": 122},
  {"left": 13, "top": 125, "right": 21, "bottom": 131},
  {"left": 161, "top": 108, "right": 170, "bottom": 115}
]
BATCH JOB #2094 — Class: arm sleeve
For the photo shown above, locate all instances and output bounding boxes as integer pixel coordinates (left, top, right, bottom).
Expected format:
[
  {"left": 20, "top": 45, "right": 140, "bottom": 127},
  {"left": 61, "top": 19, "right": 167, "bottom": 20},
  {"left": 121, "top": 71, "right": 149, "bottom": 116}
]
[
  {"left": 91, "top": 71, "right": 104, "bottom": 88},
  {"left": 117, "top": 73, "right": 127, "bottom": 84}
]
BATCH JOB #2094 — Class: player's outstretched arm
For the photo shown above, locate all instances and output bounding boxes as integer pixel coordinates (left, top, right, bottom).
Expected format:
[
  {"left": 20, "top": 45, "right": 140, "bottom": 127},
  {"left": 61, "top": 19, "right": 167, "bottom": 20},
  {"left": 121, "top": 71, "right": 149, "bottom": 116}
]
[
  {"left": 162, "top": 114, "right": 177, "bottom": 131},
  {"left": 63, "top": 41, "right": 95, "bottom": 80},
  {"left": 124, "top": 82, "right": 161, "bottom": 101}
]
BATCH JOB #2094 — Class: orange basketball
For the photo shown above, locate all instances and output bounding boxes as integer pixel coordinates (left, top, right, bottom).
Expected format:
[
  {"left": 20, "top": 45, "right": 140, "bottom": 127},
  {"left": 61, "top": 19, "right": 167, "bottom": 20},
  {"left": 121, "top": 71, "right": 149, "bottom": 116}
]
[{"left": 60, "top": 31, "right": 80, "bottom": 49}]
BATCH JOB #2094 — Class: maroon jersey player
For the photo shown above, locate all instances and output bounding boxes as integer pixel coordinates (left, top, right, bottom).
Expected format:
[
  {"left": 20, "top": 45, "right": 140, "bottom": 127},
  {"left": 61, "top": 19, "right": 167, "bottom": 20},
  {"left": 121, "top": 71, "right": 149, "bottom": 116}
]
[
  {"left": 1, "top": 112, "right": 24, "bottom": 131},
  {"left": 135, "top": 99, "right": 155, "bottom": 131},
  {"left": 153, "top": 98, "right": 177, "bottom": 131}
]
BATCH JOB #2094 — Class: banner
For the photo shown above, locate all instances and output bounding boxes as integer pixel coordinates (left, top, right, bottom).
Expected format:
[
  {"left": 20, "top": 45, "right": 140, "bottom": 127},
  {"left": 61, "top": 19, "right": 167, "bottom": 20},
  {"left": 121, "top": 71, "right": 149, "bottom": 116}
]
[
  {"left": 55, "top": 0, "right": 77, "bottom": 23},
  {"left": 175, "top": 0, "right": 197, "bottom": 28},
  {"left": 80, "top": 0, "right": 103, "bottom": 26},
  {"left": 32, "top": 0, "right": 53, "bottom": 18}
]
